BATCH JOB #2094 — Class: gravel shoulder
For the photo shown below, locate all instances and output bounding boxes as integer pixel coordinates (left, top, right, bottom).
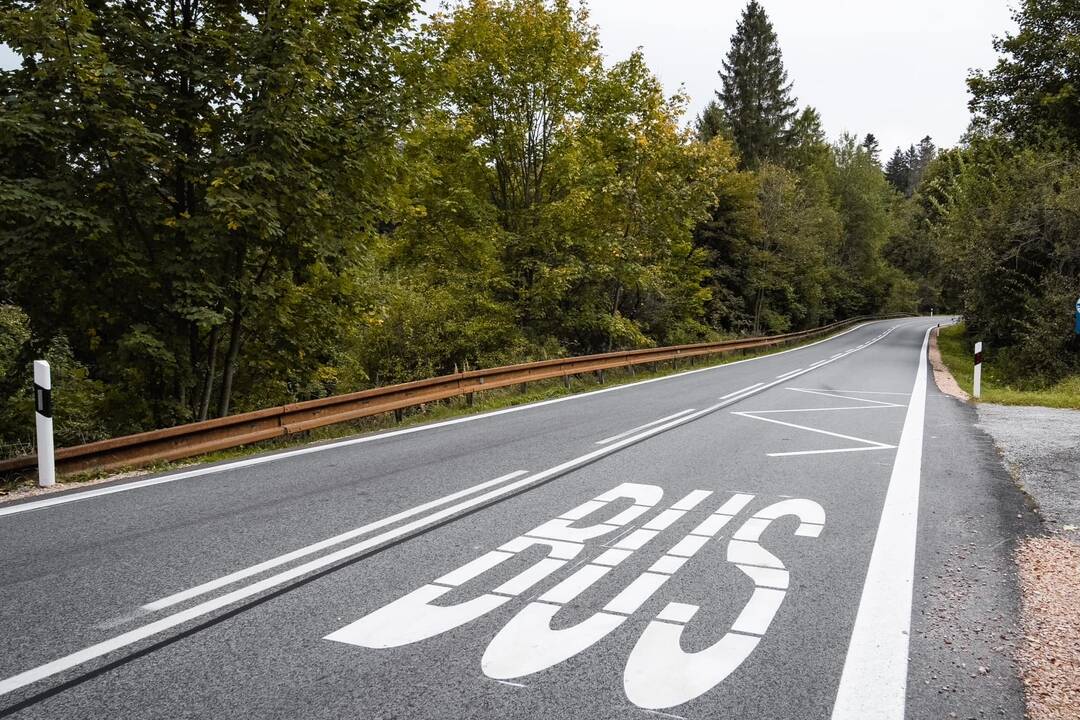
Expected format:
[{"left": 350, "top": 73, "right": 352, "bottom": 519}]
[{"left": 975, "top": 404, "right": 1080, "bottom": 531}]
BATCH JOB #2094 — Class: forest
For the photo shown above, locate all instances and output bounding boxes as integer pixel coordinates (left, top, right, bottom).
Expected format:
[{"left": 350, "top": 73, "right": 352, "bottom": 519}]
[{"left": 1, "top": 0, "right": 1077, "bottom": 456}]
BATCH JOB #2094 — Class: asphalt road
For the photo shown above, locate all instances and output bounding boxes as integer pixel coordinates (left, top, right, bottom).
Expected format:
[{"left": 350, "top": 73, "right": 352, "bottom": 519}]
[{"left": 0, "top": 318, "right": 1034, "bottom": 719}]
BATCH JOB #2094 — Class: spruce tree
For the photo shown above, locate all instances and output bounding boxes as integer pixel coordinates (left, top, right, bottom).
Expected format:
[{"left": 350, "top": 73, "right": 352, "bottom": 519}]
[
  {"left": 718, "top": 1, "right": 798, "bottom": 168},
  {"left": 862, "top": 133, "right": 881, "bottom": 164},
  {"left": 695, "top": 99, "right": 732, "bottom": 142},
  {"left": 884, "top": 147, "right": 909, "bottom": 193}
]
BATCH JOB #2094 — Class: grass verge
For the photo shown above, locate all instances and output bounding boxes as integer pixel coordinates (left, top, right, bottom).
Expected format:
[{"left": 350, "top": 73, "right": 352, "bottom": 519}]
[
  {"left": 937, "top": 324, "right": 1080, "bottom": 409},
  {"left": 0, "top": 327, "right": 855, "bottom": 496}
]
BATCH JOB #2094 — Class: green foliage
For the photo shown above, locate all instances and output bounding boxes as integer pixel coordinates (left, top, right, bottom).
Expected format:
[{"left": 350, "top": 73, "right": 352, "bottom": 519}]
[
  {"left": 967, "top": 0, "right": 1080, "bottom": 145},
  {"left": 939, "top": 142, "right": 1080, "bottom": 382},
  {"left": 0, "top": 0, "right": 419, "bottom": 432},
  {"left": 695, "top": 100, "right": 732, "bottom": 143},
  {"left": 0, "top": 0, "right": 919, "bottom": 458},
  {"left": 883, "top": 0, "right": 1080, "bottom": 390}
]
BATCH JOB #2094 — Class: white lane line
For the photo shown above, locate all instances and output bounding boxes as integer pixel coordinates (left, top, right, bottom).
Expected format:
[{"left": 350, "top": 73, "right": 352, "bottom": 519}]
[
  {"left": 831, "top": 326, "right": 931, "bottom": 720},
  {"left": 791, "top": 388, "right": 909, "bottom": 396},
  {"left": 775, "top": 368, "right": 804, "bottom": 379},
  {"left": 730, "top": 413, "right": 896, "bottom": 450},
  {"left": 767, "top": 446, "right": 895, "bottom": 458},
  {"left": 595, "top": 409, "right": 696, "bottom": 445},
  {"left": 0, "top": 321, "right": 883, "bottom": 519},
  {"left": 785, "top": 388, "right": 904, "bottom": 407},
  {"left": 142, "top": 471, "right": 529, "bottom": 613},
  {"left": 0, "top": 323, "right": 908, "bottom": 698},
  {"left": 743, "top": 406, "right": 902, "bottom": 415},
  {"left": 719, "top": 383, "right": 762, "bottom": 400}
]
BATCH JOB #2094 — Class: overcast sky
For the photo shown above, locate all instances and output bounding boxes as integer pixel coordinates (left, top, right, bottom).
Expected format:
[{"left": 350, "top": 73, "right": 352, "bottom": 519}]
[
  {"left": 2, "top": 0, "right": 1016, "bottom": 155},
  {"left": 581, "top": 0, "right": 1016, "bottom": 155}
]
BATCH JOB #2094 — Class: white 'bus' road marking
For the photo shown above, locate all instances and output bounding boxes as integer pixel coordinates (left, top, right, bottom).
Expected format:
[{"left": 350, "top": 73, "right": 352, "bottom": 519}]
[
  {"left": 595, "top": 409, "right": 696, "bottom": 445},
  {"left": 830, "top": 326, "right": 932, "bottom": 720},
  {"left": 0, "top": 323, "right": 903, "bottom": 699},
  {"left": 0, "top": 322, "right": 882, "bottom": 519}
]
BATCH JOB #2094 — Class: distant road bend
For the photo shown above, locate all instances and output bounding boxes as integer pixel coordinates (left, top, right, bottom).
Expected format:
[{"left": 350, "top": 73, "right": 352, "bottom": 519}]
[{"left": 0, "top": 318, "right": 1031, "bottom": 719}]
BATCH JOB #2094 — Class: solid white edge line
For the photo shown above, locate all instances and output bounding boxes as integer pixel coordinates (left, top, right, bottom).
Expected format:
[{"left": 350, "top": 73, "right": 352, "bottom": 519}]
[
  {"left": 830, "top": 326, "right": 931, "bottom": 719},
  {"left": 141, "top": 470, "right": 530, "bottom": 612},
  {"left": 594, "top": 409, "right": 697, "bottom": 445},
  {"left": 0, "top": 321, "right": 887, "bottom": 519},
  {"left": 0, "top": 322, "right": 908, "bottom": 698}
]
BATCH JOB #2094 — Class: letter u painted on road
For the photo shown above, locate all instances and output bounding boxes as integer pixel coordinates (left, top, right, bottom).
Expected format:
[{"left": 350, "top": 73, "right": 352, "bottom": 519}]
[
  {"left": 623, "top": 498, "right": 824, "bottom": 709},
  {"left": 326, "top": 483, "right": 826, "bottom": 711}
]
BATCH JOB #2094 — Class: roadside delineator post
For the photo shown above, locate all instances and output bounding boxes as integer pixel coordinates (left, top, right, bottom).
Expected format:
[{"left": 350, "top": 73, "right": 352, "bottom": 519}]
[
  {"left": 973, "top": 341, "right": 983, "bottom": 400},
  {"left": 33, "top": 360, "right": 55, "bottom": 487}
]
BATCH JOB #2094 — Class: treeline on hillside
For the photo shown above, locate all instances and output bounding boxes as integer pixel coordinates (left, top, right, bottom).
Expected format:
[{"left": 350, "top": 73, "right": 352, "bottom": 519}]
[
  {"left": 884, "top": 0, "right": 1080, "bottom": 386},
  {"left": 1, "top": 0, "right": 919, "bottom": 454}
]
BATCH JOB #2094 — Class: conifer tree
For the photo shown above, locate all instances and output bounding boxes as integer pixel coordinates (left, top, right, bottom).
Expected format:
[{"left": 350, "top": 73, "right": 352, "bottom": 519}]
[
  {"left": 862, "top": 133, "right": 881, "bottom": 164},
  {"left": 884, "top": 147, "right": 909, "bottom": 193},
  {"left": 695, "top": 99, "right": 732, "bottom": 142},
  {"left": 718, "top": 0, "right": 798, "bottom": 168}
]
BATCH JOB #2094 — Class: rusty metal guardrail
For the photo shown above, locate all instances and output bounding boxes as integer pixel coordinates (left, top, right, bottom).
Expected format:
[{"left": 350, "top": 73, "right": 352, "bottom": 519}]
[{"left": 0, "top": 315, "right": 906, "bottom": 477}]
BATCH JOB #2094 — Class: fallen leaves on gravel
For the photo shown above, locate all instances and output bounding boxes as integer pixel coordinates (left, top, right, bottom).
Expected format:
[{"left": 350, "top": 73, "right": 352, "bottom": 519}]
[{"left": 1016, "top": 536, "right": 1080, "bottom": 720}]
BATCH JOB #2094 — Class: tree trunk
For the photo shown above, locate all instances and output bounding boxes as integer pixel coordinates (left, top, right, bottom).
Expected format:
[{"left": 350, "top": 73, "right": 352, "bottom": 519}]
[
  {"left": 217, "top": 308, "right": 244, "bottom": 418},
  {"left": 753, "top": 287, "right": 765, "bottom": 335},
  {"left": 198, "top": 324, "right": 222, "bottom": 421}
]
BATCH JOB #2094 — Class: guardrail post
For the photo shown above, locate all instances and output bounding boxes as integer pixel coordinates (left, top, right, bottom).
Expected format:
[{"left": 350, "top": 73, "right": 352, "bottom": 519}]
[
  {"left": 34, "top": 360, "right": 55, "bottom": 488},
  {"left": 394, "top": 408, "right": 404, "bottom": 423},
  {"left": 596, "top": 369, "right": 604, "bottom": 384},
  {"left": 466, "top": 392, "right": 474, "bottom": 407}
]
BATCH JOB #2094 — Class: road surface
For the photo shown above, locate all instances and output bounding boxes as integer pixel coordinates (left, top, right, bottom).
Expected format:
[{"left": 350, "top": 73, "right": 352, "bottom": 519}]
[{"left": 0, "top": 318, "right": 1034, "bottom": 719}]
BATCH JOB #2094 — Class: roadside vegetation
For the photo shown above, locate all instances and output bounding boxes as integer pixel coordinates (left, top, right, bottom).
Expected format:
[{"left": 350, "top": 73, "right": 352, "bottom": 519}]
[
  {"left": 938, "top": 324, "right": 1080, "bottom": 409},
  {"left": 0, "top": 0, "right": 1077, "bottom": 462},
  {"left": 888, "top": 1, "right": 1080, "bottom": 400},
  {"left": 0, "top": 0, "right": 917, "bottom": 458}
]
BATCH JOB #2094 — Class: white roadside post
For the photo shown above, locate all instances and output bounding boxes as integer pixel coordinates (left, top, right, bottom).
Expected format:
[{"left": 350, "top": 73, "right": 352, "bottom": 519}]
[
  {"left": 33, "top": 360, "right": 55, "bottom": 487},
  {"left": 973, "top": 341, "right": 983, "bottom": 400}
]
